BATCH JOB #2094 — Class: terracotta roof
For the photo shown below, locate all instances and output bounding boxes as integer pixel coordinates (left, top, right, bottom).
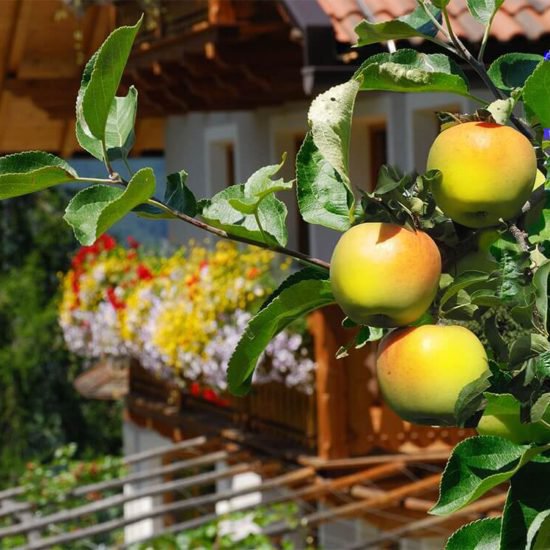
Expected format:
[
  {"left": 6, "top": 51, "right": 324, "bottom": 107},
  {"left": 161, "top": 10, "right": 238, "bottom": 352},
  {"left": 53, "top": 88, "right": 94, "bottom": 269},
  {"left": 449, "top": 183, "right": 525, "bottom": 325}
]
[{"left": 316, "top": 0, "right": 550, "bottom": 43}]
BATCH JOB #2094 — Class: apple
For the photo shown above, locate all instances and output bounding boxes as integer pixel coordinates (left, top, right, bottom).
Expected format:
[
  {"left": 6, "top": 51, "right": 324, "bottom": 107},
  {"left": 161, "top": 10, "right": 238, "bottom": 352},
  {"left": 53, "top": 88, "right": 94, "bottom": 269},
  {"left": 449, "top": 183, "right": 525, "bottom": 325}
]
[
  {"left": 427, "top": 122, "right": 537, "bottom": 228},
  {"left": 330, "top": 223, "right": 441, "bottom": 327},
  {"left": 477, "top": 394, "right": 550, "bottom": 444},
  {"left": 376, "top": 324, "right": 489, "bottom": 426},
  {"left": 450, "top": 229, "right": 499, "bottom": 288}
]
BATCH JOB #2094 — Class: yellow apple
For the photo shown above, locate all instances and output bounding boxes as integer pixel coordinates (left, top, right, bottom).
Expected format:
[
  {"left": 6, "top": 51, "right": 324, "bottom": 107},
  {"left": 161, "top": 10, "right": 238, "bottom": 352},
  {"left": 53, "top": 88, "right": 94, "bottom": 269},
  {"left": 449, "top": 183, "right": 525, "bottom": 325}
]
[
  {"left": 477, "top": 394, "right": 550, "bottom": 445},
  {"left": 376, "top": 324, "right": 489, "bottom": 425},
  {"left": 427, "top": 122, "right": 537, "bottom": 228},
  {"left": 330, "top": 223, "right": 441, "bottom": 327}
]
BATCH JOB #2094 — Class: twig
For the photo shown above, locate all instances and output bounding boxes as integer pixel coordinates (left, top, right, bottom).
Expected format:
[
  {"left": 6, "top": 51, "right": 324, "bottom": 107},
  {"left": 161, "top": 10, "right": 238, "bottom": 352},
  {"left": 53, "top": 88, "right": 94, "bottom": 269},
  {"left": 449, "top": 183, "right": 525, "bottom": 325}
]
[
  {"left": 101, "top": 141, "right": 115, "bottom": 178},
  {"left": 508, "top": 223, "right": 530, "bottom": 252},
  {"left": 147, "top": 198, "right": 330, "bottom": 271}
]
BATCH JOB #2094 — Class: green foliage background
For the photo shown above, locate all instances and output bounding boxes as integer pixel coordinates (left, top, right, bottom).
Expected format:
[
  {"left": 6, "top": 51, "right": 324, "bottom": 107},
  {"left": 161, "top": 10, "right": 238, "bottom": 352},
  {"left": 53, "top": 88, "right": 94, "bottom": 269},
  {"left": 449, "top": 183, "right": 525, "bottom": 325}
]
[{"left": 0, "top": 189, "right": 122, "bottom": 486}]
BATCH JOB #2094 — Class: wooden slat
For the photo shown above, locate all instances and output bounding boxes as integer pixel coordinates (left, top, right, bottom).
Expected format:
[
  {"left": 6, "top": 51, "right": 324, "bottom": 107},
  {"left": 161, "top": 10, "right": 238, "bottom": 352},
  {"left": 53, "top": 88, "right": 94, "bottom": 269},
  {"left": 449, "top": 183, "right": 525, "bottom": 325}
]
[
  {"left": 20, "top": 466, "right": 315, "bottom": 550},
  {"left": 0, "top": 462, "right": 252, "bottom": 539},
  {"left": 346, "top": 493, "right": 508, "bottom": 549},
  {"left": 300, "top": 450, "right": 450, "bottom": 470},
  {"left": 7, "top": 0, "right": 31, "bottom": 74},
  {"left": 124, "top": 435, "right": 207, "bottom": 465},
  {"left": 123, "top": 463, "right": 403, "bottom": 549}
]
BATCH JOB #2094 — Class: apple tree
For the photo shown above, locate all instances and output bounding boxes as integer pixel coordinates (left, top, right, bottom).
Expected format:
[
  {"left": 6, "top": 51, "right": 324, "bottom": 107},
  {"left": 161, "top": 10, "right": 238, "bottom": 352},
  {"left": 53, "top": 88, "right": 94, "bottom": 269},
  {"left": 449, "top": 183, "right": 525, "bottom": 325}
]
[{"left": 1, "top": 1, "right": 550, "bottom": 546}]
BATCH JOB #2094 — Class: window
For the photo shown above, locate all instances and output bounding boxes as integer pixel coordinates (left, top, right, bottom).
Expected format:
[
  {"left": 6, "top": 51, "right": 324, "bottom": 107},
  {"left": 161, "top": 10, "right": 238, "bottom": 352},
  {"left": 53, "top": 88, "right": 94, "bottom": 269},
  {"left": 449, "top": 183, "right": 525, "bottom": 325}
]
[
  {"left": 368, "top": 124, "right": 387, "bottom": 192},
  {"left": 224, "top": 142, "right": 236, "bottom": 187}
]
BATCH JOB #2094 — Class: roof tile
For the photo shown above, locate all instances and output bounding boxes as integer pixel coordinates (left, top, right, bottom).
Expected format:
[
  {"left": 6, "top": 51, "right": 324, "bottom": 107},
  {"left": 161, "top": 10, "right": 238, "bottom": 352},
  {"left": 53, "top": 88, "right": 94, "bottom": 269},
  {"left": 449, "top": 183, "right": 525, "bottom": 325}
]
[{"left": 317, "top": 0, "right": 550, "bottom": 43}]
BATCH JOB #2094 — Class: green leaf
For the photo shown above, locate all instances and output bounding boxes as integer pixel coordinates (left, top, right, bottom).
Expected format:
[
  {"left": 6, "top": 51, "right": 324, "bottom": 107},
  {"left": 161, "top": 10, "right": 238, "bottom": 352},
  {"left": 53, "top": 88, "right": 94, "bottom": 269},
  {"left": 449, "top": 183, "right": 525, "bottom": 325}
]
[
  {"left": 227, "top": 279, "right": 335, "bottom": 395},
  {"left": 295, "top": 132, "right": 354, "bottom": 232},
  {"left": 509, "top": 334, "right": 550, "bottom": 368},
  {"left": 200, "top": 185, "right": 288, "bottom": 247},
  {"left": 76, "top": 51, "right": 103, "bottom": 160},
  {"left": 486, "top": 98, "right": 514, "bottom": 125},
  {"left": 374, "top": 165, "right": 408, "bottom": 195},
  {"left": 337, "top": 325, "right": 385, "bottom": 359},
  {"left": 445, "top": 517, "right": 501, "bottom": 550},
  {"left": 64, "top": 167, "right": 155, "bottom": 245},
  {"left": 260, "top": 267, "right": 329, "bottom": 311},
  {"left": 500, "top": 461, "right": 550, "bottom": 550},
  {"left": 165, "top": 170, "right": 197, "bottom": 216},
  {"left": 527, "top": 191, "right": 550, "bottom": 245},
  {"left": 229, "top": 155, "right": 292, "bottom": 216},
  {"left": 466, "top": 0, "right": 505, "bottom": 24},
  {"left": 439, "top": 271, "right": 490, "bottom": 311},
  {"left": 484, "top": 316, "right": 509, "bottom": 362},
  {"left": 487, "top": 53, "right": 543, "bottom": 92},
  {"left": 308, "top": 79, "right": 360, "bottom": 202},
  {"left": 534, "top": 261, "right": 550, "bottom": 331},
  {"left": 104, "top": 86, "right": 138, "bottom": 161},
  {"left": 431, "top": 435, "right": 546, "bottom": 516},
  {"left": 354, "top": 4, "right": 442, "bottom": 46},
  {"left": 356, "top": 49, "right": 470, "bottom": 97},
  {"left": 531, "top": 394, "right": 550, "bottom": 423},
  {"left": 454, "top": 370, "right": 492, "bottom": 427},
  {"left": 0, "top": 152, "right": 78, "bottom": 199},
  {"left": 78, "top": 17, "right": 142, "bottom": 141},
  {"left": 523, "top": 61, "right": 550, "bottom": 128},
  {"left": 533, "top": 516, "right": 550, "bottom": 550}
]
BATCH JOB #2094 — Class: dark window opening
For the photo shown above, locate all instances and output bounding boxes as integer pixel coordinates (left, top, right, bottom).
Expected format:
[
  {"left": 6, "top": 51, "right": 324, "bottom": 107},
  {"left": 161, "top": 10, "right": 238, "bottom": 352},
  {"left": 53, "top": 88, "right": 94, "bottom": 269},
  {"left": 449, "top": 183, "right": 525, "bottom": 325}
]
[
  {"left": 225, "top": 143, "right": 236, "bottom": 187},
  {"left": 368, "top": 124, "right": 388, "bottom": 192}
]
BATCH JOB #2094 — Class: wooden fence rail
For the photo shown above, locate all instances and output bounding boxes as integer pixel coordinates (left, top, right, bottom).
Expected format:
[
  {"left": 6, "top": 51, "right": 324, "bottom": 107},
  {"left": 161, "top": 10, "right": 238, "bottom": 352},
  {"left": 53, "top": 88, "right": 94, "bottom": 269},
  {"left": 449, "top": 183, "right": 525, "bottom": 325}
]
[{"left": 15, "top": 467, "right": 315, "bottom": 550}]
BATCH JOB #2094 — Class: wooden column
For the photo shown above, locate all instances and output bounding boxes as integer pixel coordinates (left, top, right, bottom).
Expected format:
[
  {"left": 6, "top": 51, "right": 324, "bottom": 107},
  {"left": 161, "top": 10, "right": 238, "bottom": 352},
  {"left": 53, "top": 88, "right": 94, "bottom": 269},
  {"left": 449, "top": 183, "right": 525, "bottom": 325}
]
[{"left": 309, "top": 307, "right": 349, "bottom": 459}]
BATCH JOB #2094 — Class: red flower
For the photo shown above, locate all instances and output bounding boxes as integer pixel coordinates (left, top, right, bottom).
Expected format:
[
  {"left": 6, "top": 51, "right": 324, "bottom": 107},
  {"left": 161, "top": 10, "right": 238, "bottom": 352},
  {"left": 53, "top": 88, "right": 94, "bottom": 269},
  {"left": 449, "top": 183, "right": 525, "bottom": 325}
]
[
  {"left": 106, "top": 287, "right": 125, "bottom": 310},
  {"left": 127, "top": 236, "right": 140, "bottom": 249},
  {"left": 136, "top": 264, "right": 153, "bottom": 281},
  {"left": 246, "top": 267, "right": 260, "bottom": 279},
  {"left": 186, "top": 274, "right": 199, "bottom": 287},
  {"left": 202, "top": 388, "right": 218, "bottom": 402},
  {"left": 98, "top": 234, "right": 116, "bottom": 251},
  {"left": 199, "top": 260, "right": 209, "bottom": 270},
  {"left": 190, "top": 382, "right": 201, "bottom": 396}
]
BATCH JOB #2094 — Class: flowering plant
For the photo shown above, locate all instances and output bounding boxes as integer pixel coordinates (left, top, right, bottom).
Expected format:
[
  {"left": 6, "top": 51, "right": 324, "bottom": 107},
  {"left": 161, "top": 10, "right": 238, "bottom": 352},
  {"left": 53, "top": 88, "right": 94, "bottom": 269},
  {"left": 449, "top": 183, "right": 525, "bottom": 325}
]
[{"left": 59, "top": 236, "right": 316, "bottom": 396}]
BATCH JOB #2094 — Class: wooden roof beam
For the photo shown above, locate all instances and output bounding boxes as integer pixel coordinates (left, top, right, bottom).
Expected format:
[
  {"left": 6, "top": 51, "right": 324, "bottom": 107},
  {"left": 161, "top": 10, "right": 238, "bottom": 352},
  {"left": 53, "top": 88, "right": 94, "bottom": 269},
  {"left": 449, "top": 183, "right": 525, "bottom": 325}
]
[{"left": 7, "top": 0, "right": 31, "bottom": 75}]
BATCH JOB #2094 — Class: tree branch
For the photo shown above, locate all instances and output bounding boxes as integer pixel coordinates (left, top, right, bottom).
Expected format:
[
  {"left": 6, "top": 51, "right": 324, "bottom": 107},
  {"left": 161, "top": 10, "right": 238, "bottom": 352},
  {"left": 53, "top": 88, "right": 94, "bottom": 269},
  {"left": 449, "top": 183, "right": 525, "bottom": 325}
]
[
  {"left": 147, "top": 198, "right": 331, "bottom": 272},
  {"left": 508, "top": 223, "right": 530, "bottom": 252}
]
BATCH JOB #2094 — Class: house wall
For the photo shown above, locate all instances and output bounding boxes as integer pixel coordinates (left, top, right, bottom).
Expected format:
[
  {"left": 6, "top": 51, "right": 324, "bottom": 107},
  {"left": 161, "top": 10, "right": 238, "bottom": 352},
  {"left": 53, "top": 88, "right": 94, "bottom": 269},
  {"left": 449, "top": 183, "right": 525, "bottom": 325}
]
[
  {"left": 122, "top": 421, "right": 171, "bottom": 544},
  {"left": 164, "top": 91, "right": 476, "bottom": 260}
]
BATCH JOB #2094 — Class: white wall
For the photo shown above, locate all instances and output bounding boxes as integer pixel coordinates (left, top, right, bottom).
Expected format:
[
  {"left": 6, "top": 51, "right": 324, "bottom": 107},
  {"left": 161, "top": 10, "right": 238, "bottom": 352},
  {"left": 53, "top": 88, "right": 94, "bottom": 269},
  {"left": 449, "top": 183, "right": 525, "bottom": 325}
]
[
  {"left": 163, "top": 90, "right": 482, "bottom": 259},
  {"left": 122, "top": 421, "right": 172, "bottom": 544}
]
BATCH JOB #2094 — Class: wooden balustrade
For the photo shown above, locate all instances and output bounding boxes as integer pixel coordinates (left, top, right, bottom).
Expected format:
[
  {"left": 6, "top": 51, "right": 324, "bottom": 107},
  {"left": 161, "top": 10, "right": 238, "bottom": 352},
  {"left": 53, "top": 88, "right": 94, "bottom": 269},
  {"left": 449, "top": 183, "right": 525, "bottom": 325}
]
[{"left": 126, "top": 305, "right": 473, "bottom": 459}]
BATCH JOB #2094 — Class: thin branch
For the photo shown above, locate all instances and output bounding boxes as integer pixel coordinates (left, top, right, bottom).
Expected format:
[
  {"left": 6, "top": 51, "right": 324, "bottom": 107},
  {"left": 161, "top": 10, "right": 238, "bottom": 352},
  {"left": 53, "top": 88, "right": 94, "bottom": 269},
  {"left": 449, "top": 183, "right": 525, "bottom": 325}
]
[
  {"left": 477, "top": 16, "right": 493, "bottom": 62},
  {"left": 76, "top": 177, "right": 117, "bottom": 185},
  {"left": 508, "top": 222, "right": 530, "bottom": 252},
  {"left": 439, "top": 6, "right": 534, "bottom": 140},
  {"left": 147, "top": 198, "right": 330, "bottom": 271},
  {"left": 123, "top": 157, "right": 134, "bottom": 178},
  {"left": 101, "top": 141, "right": 115, "bottom": 178}
]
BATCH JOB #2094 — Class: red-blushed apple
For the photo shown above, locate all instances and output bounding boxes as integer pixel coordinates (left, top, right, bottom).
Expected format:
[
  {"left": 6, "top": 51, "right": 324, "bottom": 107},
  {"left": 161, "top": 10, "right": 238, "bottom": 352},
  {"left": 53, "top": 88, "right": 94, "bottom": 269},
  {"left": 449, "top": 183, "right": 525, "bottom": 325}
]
[{"left": 330, "top": 223, "right": 441, "bottom": 327}]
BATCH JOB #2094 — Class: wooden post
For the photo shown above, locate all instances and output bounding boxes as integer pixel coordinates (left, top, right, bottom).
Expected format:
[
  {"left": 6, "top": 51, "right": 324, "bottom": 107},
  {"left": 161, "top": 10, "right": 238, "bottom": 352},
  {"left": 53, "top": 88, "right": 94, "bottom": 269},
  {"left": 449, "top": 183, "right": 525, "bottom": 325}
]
[
  {"left": 309, "top": 306, "right": 350, "bottom": 459},
  {"left": 346, "top": 341, "right": 376, "bottom": 456}
]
